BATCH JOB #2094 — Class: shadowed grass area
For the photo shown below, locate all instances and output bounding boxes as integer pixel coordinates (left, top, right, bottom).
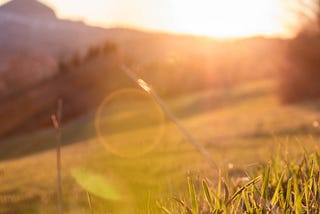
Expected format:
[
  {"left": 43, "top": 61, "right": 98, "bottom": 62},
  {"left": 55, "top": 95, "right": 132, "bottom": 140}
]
[{"left": 1, "top": 79, "right": 319, "bottom": 161}]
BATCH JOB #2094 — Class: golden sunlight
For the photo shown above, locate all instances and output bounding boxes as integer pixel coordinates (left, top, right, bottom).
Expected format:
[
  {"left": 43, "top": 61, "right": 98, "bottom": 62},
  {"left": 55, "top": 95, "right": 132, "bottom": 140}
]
[
  {"left": 6, "top": 0, "right": 288, "bottom": 38},
  {"left": 167, "top": 0, "right": 285, "bottom": 37}
]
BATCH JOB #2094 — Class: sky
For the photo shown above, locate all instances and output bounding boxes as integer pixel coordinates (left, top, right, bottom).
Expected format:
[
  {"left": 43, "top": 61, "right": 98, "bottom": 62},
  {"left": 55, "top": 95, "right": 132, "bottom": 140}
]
[{"left": 0, "top": 0, "right": 295, "bottom": 38}]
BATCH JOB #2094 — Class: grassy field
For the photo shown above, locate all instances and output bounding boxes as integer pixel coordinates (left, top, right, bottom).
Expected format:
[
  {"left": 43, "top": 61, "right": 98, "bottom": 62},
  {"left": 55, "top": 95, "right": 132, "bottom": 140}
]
[{"left": 0, "top": 79, "right": 320, "bottom": 213}]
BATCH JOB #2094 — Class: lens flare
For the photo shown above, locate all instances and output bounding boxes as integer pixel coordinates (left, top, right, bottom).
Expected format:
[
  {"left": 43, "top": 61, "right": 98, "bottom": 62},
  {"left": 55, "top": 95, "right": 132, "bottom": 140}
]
[
  {"left": 95, "top": 88, "right": 165, "bottom": 158},
  {"left": 71, "top": 168, "right": 122, "bottom": 201}
]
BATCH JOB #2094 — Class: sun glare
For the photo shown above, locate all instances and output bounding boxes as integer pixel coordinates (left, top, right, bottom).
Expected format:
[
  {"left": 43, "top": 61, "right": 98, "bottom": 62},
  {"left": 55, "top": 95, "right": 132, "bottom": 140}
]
[
  {"left": 167, "top": 0, "right": 285, "bottom": 38},
  {"left": 0, "top": 0, "right": 288, "bottom": 38}
]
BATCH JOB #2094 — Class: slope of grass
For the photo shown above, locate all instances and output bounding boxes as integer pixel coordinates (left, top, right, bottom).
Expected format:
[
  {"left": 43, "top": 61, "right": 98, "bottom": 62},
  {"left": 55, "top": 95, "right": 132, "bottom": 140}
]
[{"left": 0, "top": 79, "right": 320, "bottom": 213}]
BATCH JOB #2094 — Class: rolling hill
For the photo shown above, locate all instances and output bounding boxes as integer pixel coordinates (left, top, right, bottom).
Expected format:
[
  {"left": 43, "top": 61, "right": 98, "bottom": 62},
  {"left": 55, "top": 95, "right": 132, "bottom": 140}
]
[
  {"left": 0, "top": 0, "right": 289, "bottom": 139},
  {"left": 0, "top": 0, "right": 109, "bottom": 96}
]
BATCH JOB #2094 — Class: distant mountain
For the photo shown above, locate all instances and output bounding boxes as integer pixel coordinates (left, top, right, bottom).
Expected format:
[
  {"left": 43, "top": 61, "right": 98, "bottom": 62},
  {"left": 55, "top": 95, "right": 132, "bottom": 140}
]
[
  {"left": 0, "top": 0, "right": 109, "bottom": 55},
  {"left": 0, "top": 0, "right": 56, "bottom": 19},
  {"left": 0, "top": 0, "right": 110, "bottom": 96}
]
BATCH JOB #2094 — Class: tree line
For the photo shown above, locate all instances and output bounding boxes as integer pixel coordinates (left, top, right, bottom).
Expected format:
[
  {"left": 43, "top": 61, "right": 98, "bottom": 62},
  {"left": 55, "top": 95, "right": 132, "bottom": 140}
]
[{"left": 280, "top": 0, "right": 320, "bottom": 102}]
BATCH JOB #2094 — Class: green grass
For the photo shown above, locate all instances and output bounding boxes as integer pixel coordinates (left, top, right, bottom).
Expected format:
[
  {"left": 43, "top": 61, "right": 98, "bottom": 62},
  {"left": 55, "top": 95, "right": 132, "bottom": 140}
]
[
  {"left": 0, "top": 79, "right": 320, "bottom": 213},
  {"left": 162, "top": 148, "right": 320, "bottom": 213}
]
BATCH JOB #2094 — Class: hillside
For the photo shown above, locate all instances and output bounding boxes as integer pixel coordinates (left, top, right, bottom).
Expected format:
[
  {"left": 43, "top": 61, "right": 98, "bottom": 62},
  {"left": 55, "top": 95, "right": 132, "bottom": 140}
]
[
  {"left": 0, "top": 0, "right": 109, "bottom": 96},
  {"left": 1, "top": 1, "right": 320, "bottom": 213},
  {"left": 0, "top": 0, "right": 109, "bottom": 58},
  {"left": 0, "top": 35, "right": 287, "bottom": 139},
  {"left": 0, "top": 79, "right": 319, "bottom": 213},
  {"left": 0, "top": 0, "right": 289, "bottom": 139}
]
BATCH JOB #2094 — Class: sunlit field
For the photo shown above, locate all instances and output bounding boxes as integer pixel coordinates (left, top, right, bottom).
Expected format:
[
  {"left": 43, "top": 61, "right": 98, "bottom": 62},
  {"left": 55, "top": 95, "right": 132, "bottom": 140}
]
[
  {"left": 1, "top": 0, "right": 320, "bottom": 213},
  {"left": 1, "top": 79, "right": 320, "bottom": 213}
]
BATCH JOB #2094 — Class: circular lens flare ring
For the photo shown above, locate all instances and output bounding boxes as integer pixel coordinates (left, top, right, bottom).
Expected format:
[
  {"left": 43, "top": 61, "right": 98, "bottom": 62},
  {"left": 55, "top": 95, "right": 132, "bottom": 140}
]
[{"left": 95, "top": 88, "right": 166, "bottom": 158}]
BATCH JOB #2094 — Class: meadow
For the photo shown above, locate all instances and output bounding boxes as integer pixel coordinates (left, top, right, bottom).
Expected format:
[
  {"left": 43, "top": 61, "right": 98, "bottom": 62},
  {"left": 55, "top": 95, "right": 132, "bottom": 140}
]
[{"left": 0, "top": 79, "right": 320, "bottom": 213}]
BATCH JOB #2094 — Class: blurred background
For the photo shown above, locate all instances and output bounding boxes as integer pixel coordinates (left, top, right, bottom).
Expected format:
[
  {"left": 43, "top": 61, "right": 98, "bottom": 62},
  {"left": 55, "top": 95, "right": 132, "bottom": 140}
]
[{"left": 0, "top": 0, "right": 320, "bottom": 213}]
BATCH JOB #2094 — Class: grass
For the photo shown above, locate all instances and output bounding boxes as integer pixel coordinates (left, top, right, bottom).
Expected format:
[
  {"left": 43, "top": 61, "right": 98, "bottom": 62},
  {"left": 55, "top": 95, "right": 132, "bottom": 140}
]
[
  {"left": 0, "top": 79, "right": 320, "bottom": 213},
  {"left": 162, "top": 148, "right": 320, "bottom": 213}
]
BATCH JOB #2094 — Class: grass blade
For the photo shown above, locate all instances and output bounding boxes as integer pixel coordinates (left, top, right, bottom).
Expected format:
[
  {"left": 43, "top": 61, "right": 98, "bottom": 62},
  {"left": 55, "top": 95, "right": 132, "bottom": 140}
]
[
  {"left": 261, "top": 164, "right": 270, "bottom": 199},
  {"left": 271, "top": 172, "right": 285, "bottom": 206},
  {"left": 86, "top": 192, "right": 94, "bottom": 214},
  {"left": 202, "top": 180, "right": 214, "bottom": 210},
  {"left": 173, "top": 197, "right": 192, "bottom": 214},
  {"left": 228, "top": 176, "right": 261, "bottom": 204},
  {"left": 188, "top": 177, "right": 198, "bottom": 214}
]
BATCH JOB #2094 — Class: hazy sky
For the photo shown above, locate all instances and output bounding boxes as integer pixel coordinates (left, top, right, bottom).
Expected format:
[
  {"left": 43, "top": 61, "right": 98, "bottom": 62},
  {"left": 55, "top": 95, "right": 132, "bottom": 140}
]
[{"left": 0, "top": 0, "right": 292, "bottom": 38}]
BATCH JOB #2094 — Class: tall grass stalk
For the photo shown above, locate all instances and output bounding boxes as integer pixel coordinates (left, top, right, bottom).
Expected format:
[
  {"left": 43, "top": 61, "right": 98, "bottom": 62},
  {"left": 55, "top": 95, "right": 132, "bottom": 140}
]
[
  {"left": 51, "top": 99, "right": 63, "bottom": 214},
  {"left": 122, "top": 65, "right": 218, "bottom": 171},
  {"left": 86, "top": 192, "right": 94, "bottom": 214}
]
